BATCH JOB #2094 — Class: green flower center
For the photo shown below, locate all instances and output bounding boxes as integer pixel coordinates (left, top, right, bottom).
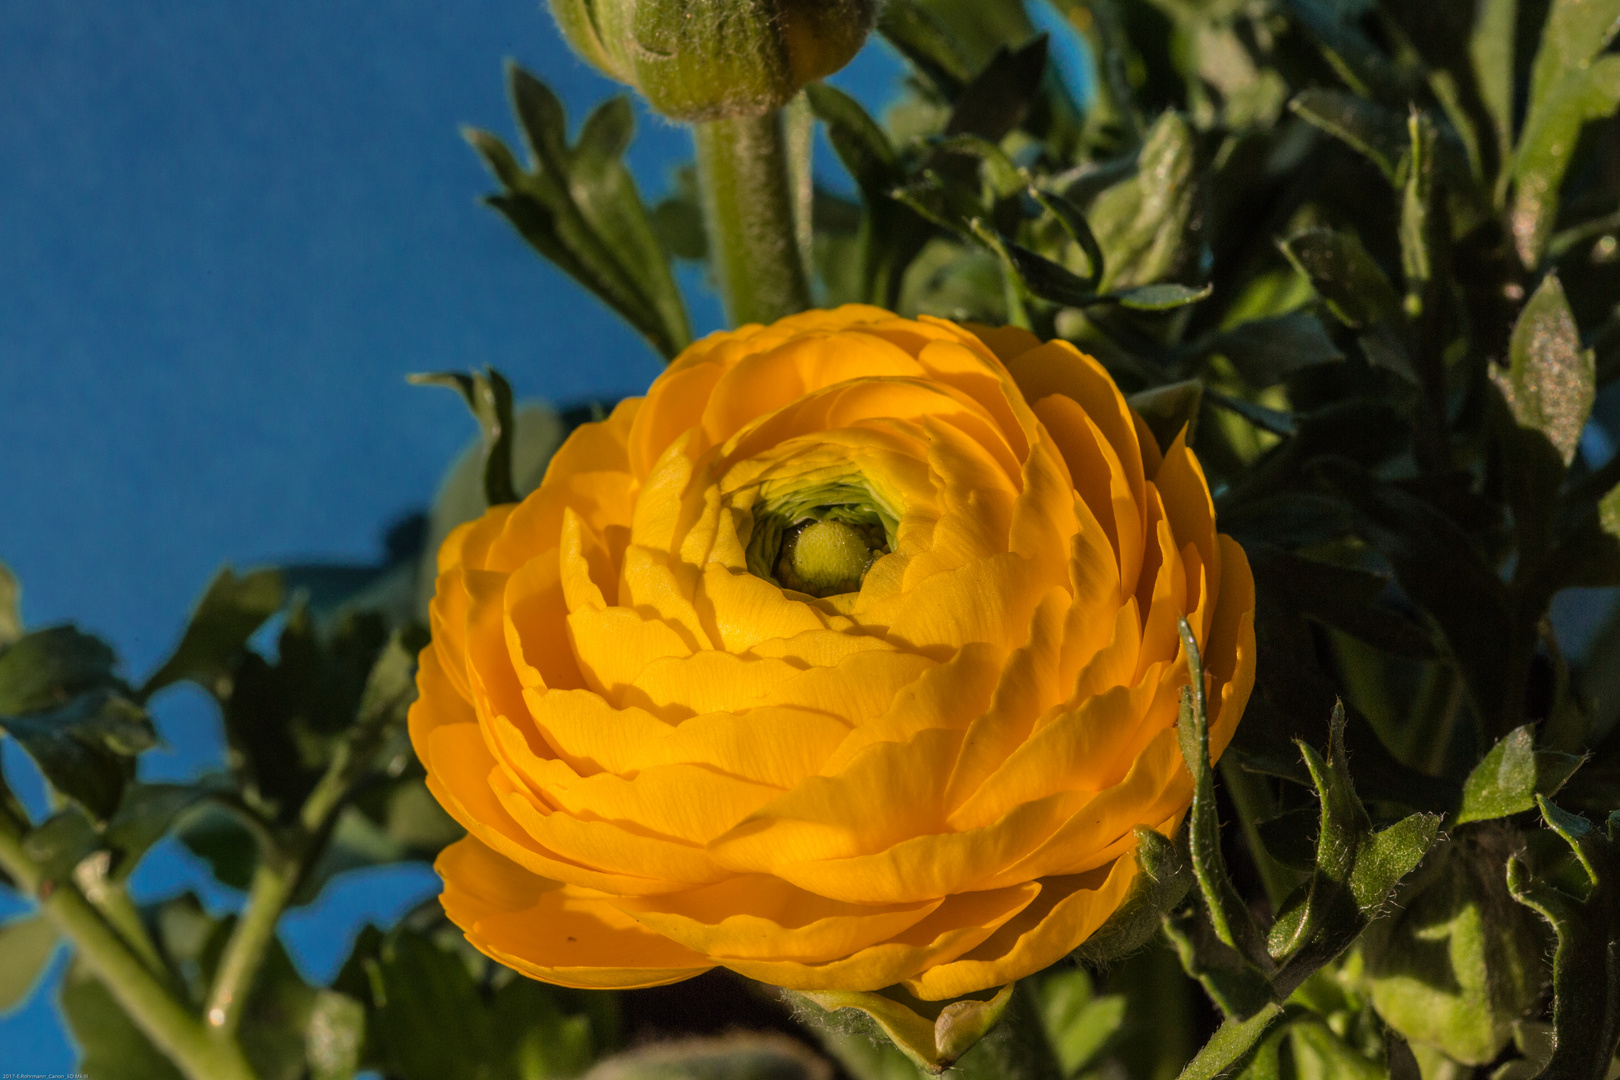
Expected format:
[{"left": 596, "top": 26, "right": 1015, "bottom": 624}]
[{"left": 744, "top": 477, "right": 896, "bottom": 598}]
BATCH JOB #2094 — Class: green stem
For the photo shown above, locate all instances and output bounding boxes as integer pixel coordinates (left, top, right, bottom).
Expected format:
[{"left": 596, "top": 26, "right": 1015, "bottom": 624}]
[
  {"left": 0, "top": 803, "right": 259, "bottom": 1080},
  {"left": 204, "top": 856, "right": 298, "bottom": 1036},
  {"left": 205, "top": 710, "right": 383, "bottom": 1037},
  {"left": 693, "top": 110, "right": 811, "bottom": 327}
]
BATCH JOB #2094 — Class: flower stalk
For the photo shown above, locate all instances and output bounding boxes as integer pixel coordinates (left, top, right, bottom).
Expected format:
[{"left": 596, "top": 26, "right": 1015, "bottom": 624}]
[
  {"left": 0, "top": 795, "right": 260, "bottom": 1080},
  {"left": 693, "top": 110, "right": 811, "bottom": 327}
]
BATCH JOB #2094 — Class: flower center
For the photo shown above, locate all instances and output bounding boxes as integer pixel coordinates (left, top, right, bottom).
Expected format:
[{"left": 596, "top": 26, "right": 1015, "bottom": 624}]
[
  {"left": 742, "top": 476, "right": 896, "bottom": 598},
  {"left": 777, "top": 520, "right": 882, "bottom": 597}
]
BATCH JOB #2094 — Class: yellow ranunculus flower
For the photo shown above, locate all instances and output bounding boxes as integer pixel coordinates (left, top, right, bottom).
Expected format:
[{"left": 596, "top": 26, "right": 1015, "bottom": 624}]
[{"left": 410, "top": 306, "right": 1255, "bottom": 1000}]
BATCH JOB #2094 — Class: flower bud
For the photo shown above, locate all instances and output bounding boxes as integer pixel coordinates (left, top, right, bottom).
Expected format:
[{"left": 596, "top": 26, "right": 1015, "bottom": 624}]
[
  {"left": 547, "top": 0, "right": 877, "bottom": 120},
  {"left": 1361, "top": 828, "right": 1546, "bottom": 1066}
]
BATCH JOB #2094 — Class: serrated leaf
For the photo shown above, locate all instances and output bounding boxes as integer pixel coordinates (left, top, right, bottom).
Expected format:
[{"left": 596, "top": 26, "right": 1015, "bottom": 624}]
[
  {"left": 1288, "top": 88, "right": 1408, "bottom": 184},
  {"left": 1505, "top": 801, "right": 1620, "bottom": 1077},
  {"left": 1491, "top": 272, "right": 1593, "bottom": 465},
  {"left": 1279, "top": 228, "right": 1403, "bottom": 331},
  {"left": 143, "top": 567, "right": 283, "bottom": 699},
  {"left": 1205, "top": 312, "right": 1344, "bottom": 388},
  {"left": 0, "top": 915, "right": 59, "bottom": 1013}
]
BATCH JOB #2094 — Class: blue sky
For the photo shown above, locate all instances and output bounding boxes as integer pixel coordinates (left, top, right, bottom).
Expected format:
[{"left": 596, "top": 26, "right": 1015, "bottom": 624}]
[{"left": 0, "top": 1, "right": 1107, "bottom": 1069}]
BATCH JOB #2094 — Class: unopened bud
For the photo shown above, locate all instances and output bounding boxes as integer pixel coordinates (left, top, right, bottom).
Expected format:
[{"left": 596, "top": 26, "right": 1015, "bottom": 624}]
[{"left": 547, "top": 0, "right": 877, "bottom": 120}]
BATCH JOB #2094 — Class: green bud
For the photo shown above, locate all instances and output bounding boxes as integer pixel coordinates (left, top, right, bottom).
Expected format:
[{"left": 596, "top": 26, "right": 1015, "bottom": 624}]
[
  {"left": 777, "top": 520, "right": 881, "bottom": 597},
  {"left": 547, "top": 0, "right": 877, "bottom": 120},
  {"left": 1361, "top": 828, "right": 1547, "bottom": 1066}
]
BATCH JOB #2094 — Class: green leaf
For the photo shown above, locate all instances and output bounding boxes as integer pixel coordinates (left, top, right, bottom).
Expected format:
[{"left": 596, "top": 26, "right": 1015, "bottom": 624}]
[
  {"left": 1246, "top": 545, "right": 1437, "bottom": 660},
  {"left": 0, "top": 625, "right": 120, "bottom": 714},
  {"left": 0, "top": 561, "right": 20, "bottom": 648},
  {"left": 1173, "top": 1003, "right": 1289, "bottom": 1080},
  {"left": 306, "top": 989, "right": 365, "bottom": 1080},
  {"left": 1129, "top": 380, "right": 1204, "bottom": 451},
  {"left": 944, "top": 36, "right": 1049, "bottom": 142},
  {"left": 1111, "top": 282, "right": 1214, "bottom": 310},
  {"left": 1204, "top": 313, "right": 1344, "bottom": 388},
  {"left": 1490, "top": 272, "right": 1594, "bottom": 466},
  {"left": 1512, "top": 54, "right": 1620, "bottom": 266},
  {"left": 1456, "top": 725, "right": 1585, "bottom": 824},
  {"left": 1346, "top": 812, "right": 1443, "bottom": 913},
  {"left": 1526, "top": 0, "right": 1620, "bottom": 127},
  {"left": 1505, "top": 801, "right": 1620, "bottom": 1078},
  {"left": 372, "top": 929, "right": 493, "bottom": 1080},
  {"left": 61, "top": 959, "right": 187, "bottom": 1080},
  {"left": 789, "top": 983, "right": 1016, "bottom": 1073},
  {"left": 1035, "top": 968, "right": 1127, "bottom": 1076},
  {"left": 806, "top": 82, "right": 932, "bottom": 308},
  {"left": 1470, "top": 0, "right": 1518, "bottom": 183},
  {"left": 586, "top": 1034, "right": 830, "bottom": 1080},
  {"left": 409, "top": 367, "right": 520, "bottom": 507},
  {"left": 1071, "top": 824, "right": 1193, "bottom": 965},
  {"left": 468, "top": 68, "right": 690, "bottom": 359},
  {"left": 142, "top": 567, "right": 283, "bottom": 698},
  {"left": 102, "top": 782, "right": 209, "bottom": 880},
  {"left": 1400, "top": 110, "right": 1437, "bottom": 314},
  {"left": 1, "top": 690, "right": 155, "bottom": 821},
  {"left": 806, "top": 83, "right": 899, "bottom": 200},
  {"left": 23, "top": 807, "right": 101, "bottom": 882},
  {"left": 1288, "top": 88, "right": 1408, "bottom": 184},
  {"left": 1087, "top": 112, "right": 1202, "bottom": 290},
  {"left": 1364, "top": 833, "right": 1545, "bottom": 1066},
  {"left": 0, "top": 914, "right": 59, "bottom": 1013},
  {"left": 1279, "top": 228, "right": 1403, "bottom": 333},
  {"left": 1176, "top": 619, "right": 1270, "bottom": 974},
  {"left": 1028, "top": 186, "right": 1104, "bottom": 293},
  {"left": 876, "top": 0, "right": 974, "bottom": 93}
]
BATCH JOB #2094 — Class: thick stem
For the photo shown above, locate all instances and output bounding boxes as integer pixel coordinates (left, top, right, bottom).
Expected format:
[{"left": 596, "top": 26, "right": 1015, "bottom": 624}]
[
  {"left": 0, "top": 804, "right": 259, "bottom": 1080},
  {"left": 693, "top": 110, "right": 812, "bottom": 327}
]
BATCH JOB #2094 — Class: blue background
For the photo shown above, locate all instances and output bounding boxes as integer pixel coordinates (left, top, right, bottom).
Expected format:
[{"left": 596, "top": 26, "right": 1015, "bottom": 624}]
[
  {"left": 0, "top": 0, "right": 724, "bottom": 1069},
  {"left": 0, "top": 0, "right": 1060, "bottom": 1068}
]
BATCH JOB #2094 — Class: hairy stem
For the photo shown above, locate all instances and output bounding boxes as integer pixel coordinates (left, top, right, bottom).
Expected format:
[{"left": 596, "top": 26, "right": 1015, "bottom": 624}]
[
  {"left": 693, "top": 110, "right": 811, "bottom": 327},
  {"left": 0, "top": 801, "right": 259, "bottom": 1080}
]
